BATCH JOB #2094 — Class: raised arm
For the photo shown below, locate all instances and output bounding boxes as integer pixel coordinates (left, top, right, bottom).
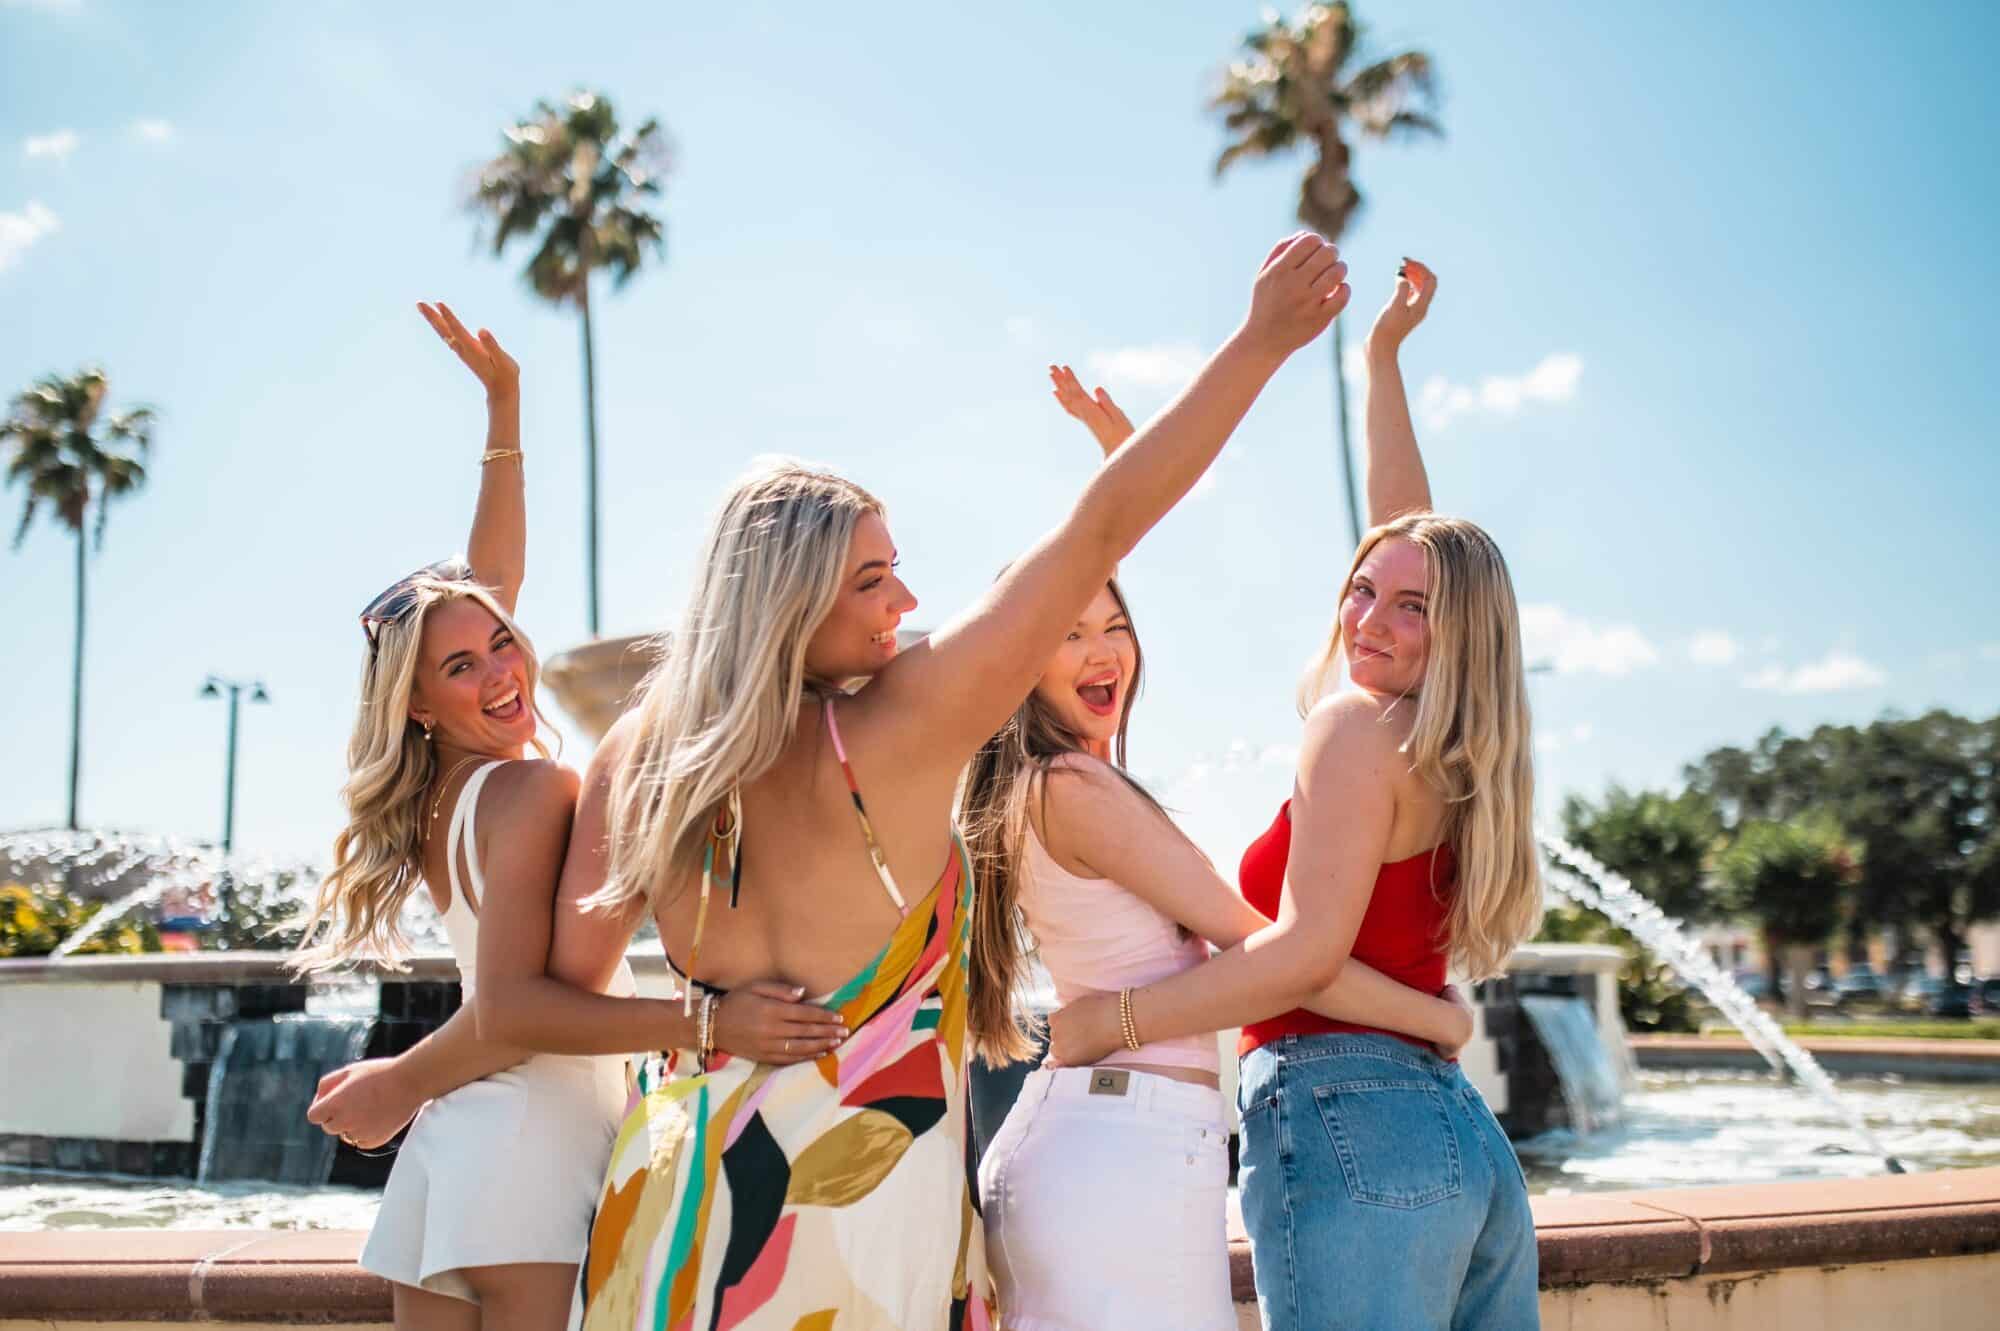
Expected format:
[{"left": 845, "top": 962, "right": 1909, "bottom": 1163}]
[
  {"left": 418, "top": 302, "right": 526, "bottom": 614},
  {"left": 1037, "top": 760, "right": 1468, "bottom": 1051},
  {"left": 1360, "top": 260, "right": 1438, "bottom": 526},
  {"left": 868, "top": 234, "right": 1351, "bottom": 767},
  {"left": 1044, "top": 692, "right": 1401, "bottom": 1060}
]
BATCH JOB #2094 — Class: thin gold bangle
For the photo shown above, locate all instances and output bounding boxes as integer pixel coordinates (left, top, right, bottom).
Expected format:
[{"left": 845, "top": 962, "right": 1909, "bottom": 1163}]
[{"left": 480, "top": 448, "right": 523, "bottom": 465}]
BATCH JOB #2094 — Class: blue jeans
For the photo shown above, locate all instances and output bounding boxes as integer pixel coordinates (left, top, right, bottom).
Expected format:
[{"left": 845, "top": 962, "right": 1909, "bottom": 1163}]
[{"left": 1237, "top": 1034, "right": 1539, "bottom": 1331}]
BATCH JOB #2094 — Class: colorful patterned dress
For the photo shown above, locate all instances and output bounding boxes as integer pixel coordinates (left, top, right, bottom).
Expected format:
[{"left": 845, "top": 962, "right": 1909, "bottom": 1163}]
[{"left": 575, "top": 701, "right": 994, "bottom": 1331}]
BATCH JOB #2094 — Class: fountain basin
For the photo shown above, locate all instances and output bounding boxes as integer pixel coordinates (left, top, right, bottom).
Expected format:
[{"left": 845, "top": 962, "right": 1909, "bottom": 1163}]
[{"left": 4, "top": 1169, "right": 1998, "bottom": 1330}]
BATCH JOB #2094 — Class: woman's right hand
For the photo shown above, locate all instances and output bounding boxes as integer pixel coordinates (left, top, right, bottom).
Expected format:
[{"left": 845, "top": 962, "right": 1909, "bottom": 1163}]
[
  {"left": 418, "top": 301, "right": 520, "bottom": 403},
  {"left": 1239, "top": 232, "right": 1351, "bottom": 360},
  {"left": 711, "top": 979, "right": 850, "bottom": 1065},
  {"left": 1050, "top": 364, "right": 1134, "bottom": 457},
  {"left": 1364, "top": 258, "right": 1437, "bottom": 362}
]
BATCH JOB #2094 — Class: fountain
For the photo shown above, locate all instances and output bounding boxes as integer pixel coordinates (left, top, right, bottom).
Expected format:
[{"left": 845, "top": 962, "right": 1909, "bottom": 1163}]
[{"left": 1536, "top": 830, "right": 1906, "bottom": 1173}]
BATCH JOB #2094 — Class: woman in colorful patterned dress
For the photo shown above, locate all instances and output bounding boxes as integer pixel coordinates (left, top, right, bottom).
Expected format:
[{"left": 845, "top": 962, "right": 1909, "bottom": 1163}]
[{"left": 480, "top": 233, "right": 1355, "bottom": 1330}]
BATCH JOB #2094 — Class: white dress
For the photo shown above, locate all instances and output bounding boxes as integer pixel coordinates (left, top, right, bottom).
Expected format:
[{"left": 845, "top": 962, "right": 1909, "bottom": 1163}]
[{"left": 360, "top": 760, "right": 636, "bottom": 1304}]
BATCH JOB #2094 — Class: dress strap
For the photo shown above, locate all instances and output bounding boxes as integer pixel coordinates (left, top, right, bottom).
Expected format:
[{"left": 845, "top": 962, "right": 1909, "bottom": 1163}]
[
  {"left": 824, "top": 696, "right": 909, "bottom": 915},
  {"left": 445, "top": 760, "right": 508, "bottom": 917}
]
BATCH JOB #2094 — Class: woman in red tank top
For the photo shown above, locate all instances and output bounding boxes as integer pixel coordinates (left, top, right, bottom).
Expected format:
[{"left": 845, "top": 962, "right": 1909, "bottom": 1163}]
[{"left": 1046, "top": 263, "right": 1545, "bottom": 1330}]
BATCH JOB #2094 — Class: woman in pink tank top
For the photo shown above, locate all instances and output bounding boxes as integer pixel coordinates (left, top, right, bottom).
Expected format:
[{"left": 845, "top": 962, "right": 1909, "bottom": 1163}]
[{"left": 955, "top": 341, "right": 1475, "bottom": 1329}]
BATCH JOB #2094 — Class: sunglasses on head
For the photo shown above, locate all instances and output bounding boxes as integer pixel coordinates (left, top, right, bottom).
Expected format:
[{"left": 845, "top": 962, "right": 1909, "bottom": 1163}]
[{"left": 358, "top": 558, "right": 476, "bottom": 652}]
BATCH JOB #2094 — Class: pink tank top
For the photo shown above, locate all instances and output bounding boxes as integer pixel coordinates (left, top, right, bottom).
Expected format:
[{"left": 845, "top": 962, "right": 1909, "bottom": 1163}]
[{"left": 1018, "top": 826, "right": 1219, "bottom": 1075}]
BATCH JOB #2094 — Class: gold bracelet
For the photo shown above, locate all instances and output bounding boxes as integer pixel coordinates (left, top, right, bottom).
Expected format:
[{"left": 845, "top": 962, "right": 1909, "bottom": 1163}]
[
  {"left": 480, "top": 448, "right": 523, "bottom": 465},
  {"left": 1118, "top": 987, "right": 1143, "bottom": 1052}
]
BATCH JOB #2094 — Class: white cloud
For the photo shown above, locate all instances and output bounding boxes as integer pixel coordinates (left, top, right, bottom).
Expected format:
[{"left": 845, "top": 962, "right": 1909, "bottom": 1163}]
[
  {"left": 24, "top": 129, "right": 79, "bottom": 161},
  {"left": 1980, "top": 644, "right": 2000, "bottom": 663},
  {"left": 1687, "top": 631, "right": 1740, "bottom": 667},
  {"left": 1536, "top": 723, "right": 1596, "bottom": 755},
  {"left": 1418, "top": 352, "right": 1583, "bottom": 431},
  {"left": 1086, "top": 342, "right": 1204, "bottom": 391},
  {"left": 1744, "top": 650, "right": 1886, "bottom": 694},
  {"left": 1519, "top": 603, "right": 1659, "bottom": 676},
  {"left": 132, "top": 119, "right": 176, "bottom": 144},
  {"left": 0, "top": 200, "right": 60, "bottom": 272}
]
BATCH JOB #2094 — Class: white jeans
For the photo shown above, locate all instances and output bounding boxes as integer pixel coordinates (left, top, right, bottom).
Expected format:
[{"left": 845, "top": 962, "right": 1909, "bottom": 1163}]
[{"left": 978, "top": 1066, "right": 1234, "bottom": 1331}]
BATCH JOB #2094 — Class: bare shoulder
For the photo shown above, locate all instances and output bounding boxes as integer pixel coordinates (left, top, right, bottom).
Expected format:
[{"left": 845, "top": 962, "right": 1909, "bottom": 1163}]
[
  {"left": 1040, "top": 751, "right": 1142, "bottom": 815},
  {"left": 1300, "top": 691, "right": 1411, "bottom": 783},
  {"left": 483, "top": 758, "right": 583, "bottom": 829}
]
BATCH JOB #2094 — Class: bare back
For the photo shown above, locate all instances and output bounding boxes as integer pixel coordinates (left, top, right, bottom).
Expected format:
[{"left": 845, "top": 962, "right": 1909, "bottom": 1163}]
[
  {"left": 1363, "top": 696, "right": 1451, "bottom": 862},
  {"left": 649, "top": 693, "right": 964, "bottom": 999}
]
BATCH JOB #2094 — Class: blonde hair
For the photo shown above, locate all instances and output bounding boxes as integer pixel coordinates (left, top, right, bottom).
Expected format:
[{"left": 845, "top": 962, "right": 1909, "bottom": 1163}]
[
  {"left": 958, "top": 578, "right": 1156, "bottom": 1065},
  {"left": 1299, "top": 513, "right": 1540, "bottom": 979},
  {"left": 293, "top": 573, "right": 552, "bottom": 972},
  {"left": 596, "top": 458, "right": 885, "bottom": 915}
]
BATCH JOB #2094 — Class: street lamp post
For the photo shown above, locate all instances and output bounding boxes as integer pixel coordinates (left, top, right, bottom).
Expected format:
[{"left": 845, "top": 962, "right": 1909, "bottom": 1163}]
[{"left": 200, "top": 675, "right": 270, "bottom": 853}]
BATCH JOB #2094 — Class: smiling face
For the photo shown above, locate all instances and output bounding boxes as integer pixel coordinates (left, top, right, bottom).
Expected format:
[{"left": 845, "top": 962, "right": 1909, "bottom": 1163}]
[
  {"left": 802, "top": 510, "right": 918, "bottom": 683},
  {"left": 1029, "top": 584, "right": 1138, "bottom": 756},
  {"left": 1340, "top": 536, "right": 1433, "bottom": 697},
  {"left": 407, "top": 596, "right": 537, "bottom": 753}
]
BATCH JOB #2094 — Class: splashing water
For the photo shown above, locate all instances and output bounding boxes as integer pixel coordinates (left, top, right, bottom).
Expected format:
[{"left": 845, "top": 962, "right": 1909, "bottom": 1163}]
[{"left": 1537, "top": 831, "right": 1906, "bottom": 1173}]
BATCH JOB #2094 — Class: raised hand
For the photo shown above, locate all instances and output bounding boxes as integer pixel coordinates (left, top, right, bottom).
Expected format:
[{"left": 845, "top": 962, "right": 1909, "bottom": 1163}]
[
  {"left": 1240, "top": 232, "right": 1351, "bottom": 359},
  {"left": 1049, "top": 364, "right": 1135, "bottom": 457},
  {"left": 1364, "top": 257, "right": 1437, "bottom": 362},
  {"left": 418, "top": 301, "right": 520, "bottom": 403},
  {"left": 713, "top": 979, "right": 850, "bottom": 1065}
]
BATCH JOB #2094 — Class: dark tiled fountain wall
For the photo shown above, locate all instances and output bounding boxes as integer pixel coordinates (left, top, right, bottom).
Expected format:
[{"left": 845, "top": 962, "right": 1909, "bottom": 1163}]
[
  {"left": 0, "top": 978, "right": 464, "bottom": 1183},
  {"left": 1482, "top": 970, "right": 1601, "bottom": 1138}
]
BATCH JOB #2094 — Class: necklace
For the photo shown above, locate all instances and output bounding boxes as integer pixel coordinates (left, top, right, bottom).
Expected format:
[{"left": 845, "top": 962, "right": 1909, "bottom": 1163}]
[{"left": 429, "top": 755, "right": 486, "bottom": 830}]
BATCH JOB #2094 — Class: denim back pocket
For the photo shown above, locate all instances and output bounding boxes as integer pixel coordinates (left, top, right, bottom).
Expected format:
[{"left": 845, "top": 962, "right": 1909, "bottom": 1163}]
[{"left": 1312, "top": 1079, "right": 1463, "bottom": 1209}]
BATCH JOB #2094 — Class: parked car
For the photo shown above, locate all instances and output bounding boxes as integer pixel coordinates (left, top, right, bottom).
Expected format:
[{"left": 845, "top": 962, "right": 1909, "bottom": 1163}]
[
  {"left": 1975, "top": 977, "right": 2000, "bottom": 1013},
  {"left": 1927, "top": 981, "right": 1975, "bottom": 1019},
  {"left": 1834, "top": 967, "right": 1890, "bottom": 1007}
]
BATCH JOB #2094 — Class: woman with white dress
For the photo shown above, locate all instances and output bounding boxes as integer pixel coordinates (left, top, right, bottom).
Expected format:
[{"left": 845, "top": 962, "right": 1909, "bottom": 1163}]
[{"left": 298, "top": 306, "right": 838, "bottom": 1331}]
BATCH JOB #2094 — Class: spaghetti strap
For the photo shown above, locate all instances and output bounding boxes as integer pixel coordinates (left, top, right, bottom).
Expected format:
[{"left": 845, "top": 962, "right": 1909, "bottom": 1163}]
[
  {"left": 823, "top": 695, "right": 909, "bottom": 914},
  {"left": 445, "top": 760, "right": 506, "bottom": 917}
]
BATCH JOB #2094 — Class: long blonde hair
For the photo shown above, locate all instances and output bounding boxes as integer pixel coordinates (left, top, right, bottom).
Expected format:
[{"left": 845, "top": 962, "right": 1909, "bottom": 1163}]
[
  {"left": 958, "top": 578, "right": 1161, "bottom": 1065},
  {"left": 596, "top": 458, "right": 884, "bottom": 915},
  {"left": 293, "top": 573, "right": 551, "bottom": 972},
  {"left": 1299, "top": 513, "right": 1540, "bottom": 979}
]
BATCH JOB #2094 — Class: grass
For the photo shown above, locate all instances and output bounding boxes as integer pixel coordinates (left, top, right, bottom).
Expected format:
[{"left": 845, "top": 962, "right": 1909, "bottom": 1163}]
[{"left": 1693, "top": 1020, "right": 2000, "bottom": 1041}]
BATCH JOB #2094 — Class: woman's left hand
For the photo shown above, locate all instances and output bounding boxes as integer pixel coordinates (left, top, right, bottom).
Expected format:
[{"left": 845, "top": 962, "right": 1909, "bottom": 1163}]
[
  {"left": 1042, "top": 991, "right": 1125, "bottom": 1068},
  {"left": 305, "top": 1058, "right": 421, "bottom": 1150},
  {"left": 418, "top": 301, "right": 520, "bottom": 403}
]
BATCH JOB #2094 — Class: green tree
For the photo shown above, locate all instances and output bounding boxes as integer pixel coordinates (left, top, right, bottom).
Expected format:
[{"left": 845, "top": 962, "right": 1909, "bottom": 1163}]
[
  {"left": 1690, "top": 712, "right": 2000, "bottom": 970},
  {"left": 1209, "top": 1, "right": 1440, "bottom": 547},
  {"left": 2, "top": 368, "right": 154, "bottom": 829},
  {"left": 470, "top": 90, "right": 669, "bottom": 638},
  {"left": 1560, "top": 784, "right": 1724, "bottom": 922},
  {"left": 1713, "top": 816, "right": 1859, "bottom": 1014}
]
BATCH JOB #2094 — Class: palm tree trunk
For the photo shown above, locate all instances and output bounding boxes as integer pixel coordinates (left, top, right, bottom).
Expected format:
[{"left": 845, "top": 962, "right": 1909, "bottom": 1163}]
[
  {"left": 68, "top": 527, "right": 85, "bottom": 830},
  {"left": 1331, "top": 318, "right": 1362, "bottom": 548},
  {"left": 578, "top": 275, "right": 602, "bottom": 639}
]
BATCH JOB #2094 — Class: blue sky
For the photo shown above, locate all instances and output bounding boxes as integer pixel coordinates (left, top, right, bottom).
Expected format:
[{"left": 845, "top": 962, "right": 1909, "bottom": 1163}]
[{"left": 5, "top": 1, "right": 1998, "bottom": 869}]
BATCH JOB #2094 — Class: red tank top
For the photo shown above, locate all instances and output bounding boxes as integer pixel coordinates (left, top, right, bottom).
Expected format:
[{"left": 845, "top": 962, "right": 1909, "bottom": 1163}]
[{"left": 1237, "top": 800, "right": 1455, "bottom": 1058}]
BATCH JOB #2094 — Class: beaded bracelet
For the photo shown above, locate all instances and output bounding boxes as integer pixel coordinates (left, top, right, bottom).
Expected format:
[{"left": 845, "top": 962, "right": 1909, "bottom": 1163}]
[{"left": 1118, "top": 987, "right": 1143, "bottom": 1053}]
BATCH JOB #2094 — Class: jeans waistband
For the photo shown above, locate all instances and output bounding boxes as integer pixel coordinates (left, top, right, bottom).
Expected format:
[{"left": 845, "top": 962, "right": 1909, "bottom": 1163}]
[
  {"left": 1261, "top": 1031, "right": 1463, "bottom": 1080},
  {"left": 1027, "top": 1065, "right": 1226, "bottom": 1118}
]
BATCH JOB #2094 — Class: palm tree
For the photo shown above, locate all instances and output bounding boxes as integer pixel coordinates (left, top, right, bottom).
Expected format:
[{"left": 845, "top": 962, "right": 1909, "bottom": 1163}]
[
  {"left": 1210, "top": 2, "right": 1441, "bottom": 547},
  {"left": 469, "top": 90, "right": 669, "bottom": 639},
  {"left": 2, "top": 368, "right": 154, "bottom": 829}
]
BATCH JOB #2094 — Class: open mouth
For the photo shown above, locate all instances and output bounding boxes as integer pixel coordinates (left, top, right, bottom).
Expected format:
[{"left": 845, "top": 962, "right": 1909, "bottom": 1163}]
[
  {"left": 481, "top": 687, "right": 525, "bottom": 722},
  {"left": 1076, "top": 676, "right": 1119, "bottom": 717},
  {"left": 871, "top": 629, "right": 898, "bottom": 651}
]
